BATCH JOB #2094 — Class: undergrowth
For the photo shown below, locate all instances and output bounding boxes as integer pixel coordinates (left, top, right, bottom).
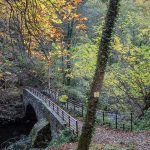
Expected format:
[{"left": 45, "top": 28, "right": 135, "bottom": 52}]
[{"left": 46, "top": 129, "right": 77, "bottom": 150}]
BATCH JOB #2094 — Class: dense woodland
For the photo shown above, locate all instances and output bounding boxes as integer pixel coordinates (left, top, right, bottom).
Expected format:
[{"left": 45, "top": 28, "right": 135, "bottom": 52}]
[{"left": 0, "top": 0, "right": 150, "bottom": 150}]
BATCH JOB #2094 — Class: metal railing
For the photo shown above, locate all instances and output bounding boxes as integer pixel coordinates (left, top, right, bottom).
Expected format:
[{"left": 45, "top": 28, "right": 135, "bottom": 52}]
[
  {"left": 25, "top": 87, "right": 79, "bottom": 136},
  {"left": 96, "top": 110, "right": 134, "bottom": 131},
  {"left": 42, "top": 88, "right": 84, "bottom": 117}
]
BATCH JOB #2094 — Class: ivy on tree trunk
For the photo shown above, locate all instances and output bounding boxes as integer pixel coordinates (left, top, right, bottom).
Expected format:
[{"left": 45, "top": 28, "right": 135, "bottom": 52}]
[{"left": 77, "top": 0, "right": 121, "bottom": 150}]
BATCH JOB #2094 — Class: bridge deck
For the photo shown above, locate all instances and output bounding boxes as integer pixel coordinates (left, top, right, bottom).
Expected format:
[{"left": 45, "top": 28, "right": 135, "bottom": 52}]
[{"left": 26, "top": 87, "right": 80, "bottom": 136}]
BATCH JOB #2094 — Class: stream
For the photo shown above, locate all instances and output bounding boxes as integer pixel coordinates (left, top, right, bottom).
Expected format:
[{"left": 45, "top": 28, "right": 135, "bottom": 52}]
[{"left": 0, "top": 118, "right": 37, "bottom": 149}]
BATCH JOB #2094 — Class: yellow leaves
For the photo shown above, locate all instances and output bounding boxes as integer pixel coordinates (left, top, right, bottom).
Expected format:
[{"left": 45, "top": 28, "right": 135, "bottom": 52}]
[
  {"left": 55, "top": 0, "right": 66, "bottom": 6},
  {"left": 31, "top": 51, "right": 47, "bottom": 62},
  {"left": 63, "top": 50, "right": 70, "bottom": 56},
  {"left": 79, "top": 17, "right": 88, "bottom": 22},
  {"left": 139, "top": 27, "right": 150, "bottom": 40},
  {"left": 1, "top": 0, "right": 86, "bottom": 58},
  {"left": 113, "top": 36, "right": 123, "bottom": 53},
  {"left": 75, "top": 0, "right": 82, "bottom": 3},
  {"left": 135, "top": 0, "right": 145, "bottom": 5},
  {"left": 56, "top": 49, "right": 70, "bottom": 57},
  {"left": 127, "top": 56, "right": 136, "bottom": 62},
  {"left": 73, "top": 14, "right": 81, "bottom": 19},
  {"left": 76, "top": 24, "right": 87, "bottom": 30},
  {"left": 59, "top": 95, "right": 68, "bottom": 102}
]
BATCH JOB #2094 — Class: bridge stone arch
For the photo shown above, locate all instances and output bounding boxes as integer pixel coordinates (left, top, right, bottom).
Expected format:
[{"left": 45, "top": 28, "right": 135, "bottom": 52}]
[
  {"left": 23, "top": 88, "right": 67, "bottom": 138},
  {"left": 25, "top": 104, "right": 38, "bottom": 123}
]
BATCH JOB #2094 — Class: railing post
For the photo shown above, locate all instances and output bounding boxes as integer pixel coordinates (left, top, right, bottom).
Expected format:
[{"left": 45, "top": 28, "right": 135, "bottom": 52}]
[
  {"left": 62, "top": 111, "right": 64, "bottom": 120},
  {"left": 53, "top": 103, "right": 54, "bottom": 110},
  {"left": 74, "top": 102, "right": 75, "bottom": 114},
  {"left": 76, "top": 121, "right": 78, "bottom": 136},
  {"left": 45, "top": 97, "right": 47, "bottom": 103},
  {"left": 123, "top": 124, "right": 125, "bottom": 131},
  {"left": 103, "top": 111, "right": 105, "bottom": 125},
  {"left": 115, "top": 112, "right": 118, "bottom": 129},
  {"left": 57, "top": 107, "right": 59, "bottom": 115},
  {"left": 56, "top": 91, "right": 58, "bottom": 100},
  {"left": 81, "top": 104, "right": 84, "bottom": 117},
  {"left": 54, "top": 91, "right": 56, "bottom": 100},
  {"left": 68, "top": 116, "right": 70, "bottom": 128},
  {"left": 131, "top": 112, "right": 133, "bottom": 131},
  {"left": 67, "top": 101, "right": 69, "bottom": 109}
]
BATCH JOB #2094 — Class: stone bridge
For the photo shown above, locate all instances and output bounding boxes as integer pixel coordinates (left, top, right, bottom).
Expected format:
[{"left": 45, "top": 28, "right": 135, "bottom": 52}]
[{"left": 23, "top": 87, "right": 79, "bottom": 138}]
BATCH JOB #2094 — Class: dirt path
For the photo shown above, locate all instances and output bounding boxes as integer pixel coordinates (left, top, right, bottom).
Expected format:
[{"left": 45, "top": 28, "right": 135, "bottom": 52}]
[
  {"left": 52, "top": 126, "right": 150, "bottom": 150},
  {"left": 92, "top": 126, "right": 150, "bottom": 150}
]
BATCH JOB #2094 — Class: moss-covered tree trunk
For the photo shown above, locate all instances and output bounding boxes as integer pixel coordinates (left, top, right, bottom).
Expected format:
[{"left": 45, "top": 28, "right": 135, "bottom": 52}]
[{"left": 77, "top": 0, "right": 120, "bottom": 150}]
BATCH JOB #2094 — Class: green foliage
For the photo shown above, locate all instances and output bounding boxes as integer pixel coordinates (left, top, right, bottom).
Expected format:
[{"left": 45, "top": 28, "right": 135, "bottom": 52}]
[
  {"left": 102, "top": 38, "right": 150, "bottom": 112},
  {"left": 104, "top": 142, "right": 136, "bottom": 150},
  {"left": 47, "top": 129, "right": 76, "bottom": 149},
  {"left": 71, "top": 43, "right": 98, "bottom": 79},
  {"left": 104, "top": 144, "right": 128, "bottom": 150},
  {"left": 134, "top": 109, "right": 150, "bottom": 131},
  {"left": 66, "top": 86, "right": 88, "bottom": 102}
]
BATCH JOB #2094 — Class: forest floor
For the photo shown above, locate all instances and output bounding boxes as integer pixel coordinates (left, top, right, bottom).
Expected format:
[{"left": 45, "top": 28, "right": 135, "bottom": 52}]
[{"left": 51, "top": 126, "right": 150, "bottom": 150}]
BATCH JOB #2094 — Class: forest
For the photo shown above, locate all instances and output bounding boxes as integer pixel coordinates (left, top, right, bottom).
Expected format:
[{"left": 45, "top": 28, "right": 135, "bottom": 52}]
[{"left": 0, "top": 0, "right": 150, "bottom": 150}]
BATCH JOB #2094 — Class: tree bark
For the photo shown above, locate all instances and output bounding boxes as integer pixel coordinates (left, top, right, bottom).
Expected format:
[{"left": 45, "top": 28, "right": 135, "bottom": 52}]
[{"left": 77, "top": 0, "right": 120, "bottom": 150}]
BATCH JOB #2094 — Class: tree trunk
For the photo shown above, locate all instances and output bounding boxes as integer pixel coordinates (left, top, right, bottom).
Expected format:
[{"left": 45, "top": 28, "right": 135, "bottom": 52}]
[
  {"left": 77, "top": 0, "right": 120, "bottom": 150},
  {"left": 66, "top": 20, "right": 74, "bottom": 86},
  {"left": 139, "top": 92, "right": 150, "bottom": 117}
]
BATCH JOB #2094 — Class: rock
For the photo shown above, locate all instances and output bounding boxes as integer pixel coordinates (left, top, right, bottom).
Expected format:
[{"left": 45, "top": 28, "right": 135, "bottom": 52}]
[
  {"left": 6, "top": 136, "right": 31, "bottom": 150},
  {"left": 29, "top": 118, "right": 51, "bottom": 148}
]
